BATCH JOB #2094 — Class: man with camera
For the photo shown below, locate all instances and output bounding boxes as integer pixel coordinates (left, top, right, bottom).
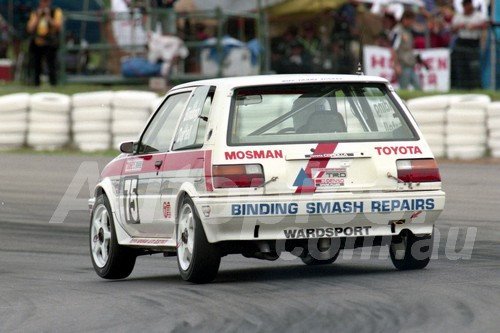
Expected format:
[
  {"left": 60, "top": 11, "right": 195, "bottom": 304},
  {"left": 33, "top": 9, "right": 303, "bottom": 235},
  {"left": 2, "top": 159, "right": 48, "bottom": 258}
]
[{"left": 27, "top": 0, "right": 63, "bottom": 86}]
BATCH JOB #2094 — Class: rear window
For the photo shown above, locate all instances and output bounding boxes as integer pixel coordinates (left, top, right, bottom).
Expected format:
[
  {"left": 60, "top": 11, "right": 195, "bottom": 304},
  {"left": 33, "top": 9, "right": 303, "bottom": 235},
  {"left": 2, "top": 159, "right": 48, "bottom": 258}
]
[{"left": 228, "top": 83, "right": 417, "bottom": 146}]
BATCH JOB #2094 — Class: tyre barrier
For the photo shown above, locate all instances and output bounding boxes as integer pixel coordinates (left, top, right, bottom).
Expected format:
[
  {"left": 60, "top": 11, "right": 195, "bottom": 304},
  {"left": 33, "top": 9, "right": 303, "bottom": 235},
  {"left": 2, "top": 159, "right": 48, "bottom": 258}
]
[
  {"left": 406, "top": 95, "right": 454, "bottom": 111},
  {"left": 408, "top": 94, "right": 491, "bottom": 160},
  {"left": 0, "top": 93, "right": 30, "bottom": 149},
  {"left": 0, "top": 91, "right": 158, "bottom": 152},
  {"left": 0, "top": 92, "right": 498, "bottom": 159},
  {"left": 28, "top": 93, "right": 71, "bottom": 151},
  {"left": 487, "top": 102, "right": 500, "bottom": 158},
  {"left": 111, "top": 91, "right": 157, "bottom": 149},
  {"left": 72, "top": 91, "right": 114, "bottom": 108},
  {"left": 112, "top": 118, "right": 149, "bottom": 149},
  {"left": 446, "top": 95, "right": 488, "bottom": 160},
  {"left": 71, "top": 92, "right": 114, "bottom": 152},
  {"left": 410, "top": 108, "right": 446, "bottom": 158},
  {"left": 151, "top": 97, "right": 164, "bottom": 113},
  {"left": 112, "top": 90, "right": 158, "bottom": 109}
]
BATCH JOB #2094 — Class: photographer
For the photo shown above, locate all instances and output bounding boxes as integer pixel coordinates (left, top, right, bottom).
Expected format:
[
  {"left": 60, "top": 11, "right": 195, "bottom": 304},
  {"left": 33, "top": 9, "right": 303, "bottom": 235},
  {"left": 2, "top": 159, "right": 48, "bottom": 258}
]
[{"left": 27, "top": 0, "right": 63, "bottom": 86}]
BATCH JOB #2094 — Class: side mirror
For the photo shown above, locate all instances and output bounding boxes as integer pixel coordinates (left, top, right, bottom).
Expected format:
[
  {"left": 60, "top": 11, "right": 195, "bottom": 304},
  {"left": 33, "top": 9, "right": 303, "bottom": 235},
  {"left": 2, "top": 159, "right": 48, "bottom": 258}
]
[{"left": 119, "top": 141, "right": 135, "bottom": 154}]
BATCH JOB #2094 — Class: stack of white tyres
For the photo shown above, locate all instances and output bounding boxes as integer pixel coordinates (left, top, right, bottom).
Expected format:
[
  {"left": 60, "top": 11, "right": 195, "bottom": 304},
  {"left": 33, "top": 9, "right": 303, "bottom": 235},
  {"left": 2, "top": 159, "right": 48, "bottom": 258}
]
[
  {"left": 0, "top": 93, "right": 30, "bottom": 150},
  {"left": 72, "top": 91, "right": 113, "bottom": 152},
  {"left": 28, "top": 93, "right": 71, "bottom": 150},
  {"left": 487, "top": 102, "right": 500, "bottom": 158},
  {"left": 111, "top": 91, "right": 158, "bottom": 148},
  {"left": 150, "top": 97, "right": 164, "bottom": 114},
  {"left": 406, "top": 95, "right": 450, "bottom": 158},
  {"left": 446, "top": 94, "right": 490, "bottom": 159}
]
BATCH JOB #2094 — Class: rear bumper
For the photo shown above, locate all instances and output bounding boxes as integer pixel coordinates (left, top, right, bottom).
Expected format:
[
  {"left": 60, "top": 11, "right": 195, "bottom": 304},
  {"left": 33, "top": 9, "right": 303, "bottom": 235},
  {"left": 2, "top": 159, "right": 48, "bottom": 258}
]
[{"left": 194, "top": 190, "right": 445, "bottom": 243}]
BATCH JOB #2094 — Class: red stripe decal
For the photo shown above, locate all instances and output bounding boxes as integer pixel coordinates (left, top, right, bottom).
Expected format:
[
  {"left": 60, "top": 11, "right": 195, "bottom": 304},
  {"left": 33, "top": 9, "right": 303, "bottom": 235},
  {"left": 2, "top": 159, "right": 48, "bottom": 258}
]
[
  {"left": 101, "top": 158, "right": 126, "bottom": 178},
  {"left": 162, "top": 151, "right": 204, "bottom": 172},
  {"left": 295, "top": 142, "right": 338, "bottom": 194},
  {"left": 101, "top": 151, "right": 208, "bottom": 178},
  {"left": 204, "top": 150, "right": 213, "bottom": 192}
]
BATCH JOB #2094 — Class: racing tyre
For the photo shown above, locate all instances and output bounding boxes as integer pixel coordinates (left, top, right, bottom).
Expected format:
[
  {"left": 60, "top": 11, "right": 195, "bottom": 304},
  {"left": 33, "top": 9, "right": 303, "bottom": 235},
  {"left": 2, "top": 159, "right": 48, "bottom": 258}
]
[
  {"left": 406, "top": 95, "right": 451, "bottom": 111},
  {"left": 176, "top": 196, "right": 220, "bottom": 283},
  {"left": 90, "top": 194, "right": 136, "bottom": 279},
  {"left": 0, "top": 93, "right": 30, "bottom": 113},
  {"left": 389, "top": 232, "right": 433, "bottom": 270},
  {"left": 72, "top": 91, "right": 114, "bottom": 108}
]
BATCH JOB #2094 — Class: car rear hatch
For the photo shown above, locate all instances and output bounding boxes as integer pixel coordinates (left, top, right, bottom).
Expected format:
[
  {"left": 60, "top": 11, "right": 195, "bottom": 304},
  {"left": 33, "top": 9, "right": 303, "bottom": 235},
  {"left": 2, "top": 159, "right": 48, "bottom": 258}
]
[{"left": 215, "top": 81, "right": 440, "bottom": 194}]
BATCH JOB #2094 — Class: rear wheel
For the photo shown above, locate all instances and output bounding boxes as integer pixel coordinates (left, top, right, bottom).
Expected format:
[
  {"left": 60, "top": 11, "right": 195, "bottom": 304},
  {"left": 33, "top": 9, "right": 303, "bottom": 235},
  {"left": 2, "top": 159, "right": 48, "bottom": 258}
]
[
  {"left": 389, "top": 232, "right": 433, "bottom": 270},
  {"left": 90, "top": 194, "right": 136, "bottom": 279},
  {"left": 176, "top": 196, "right": 221, "bottom": 283}
]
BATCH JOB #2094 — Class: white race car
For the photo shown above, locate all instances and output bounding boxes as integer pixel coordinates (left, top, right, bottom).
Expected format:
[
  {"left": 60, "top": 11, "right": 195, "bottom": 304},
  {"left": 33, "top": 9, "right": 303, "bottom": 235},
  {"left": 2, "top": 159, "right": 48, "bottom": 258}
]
[{"left": 89, "top": 74, "right": 445, "bottom": 283}]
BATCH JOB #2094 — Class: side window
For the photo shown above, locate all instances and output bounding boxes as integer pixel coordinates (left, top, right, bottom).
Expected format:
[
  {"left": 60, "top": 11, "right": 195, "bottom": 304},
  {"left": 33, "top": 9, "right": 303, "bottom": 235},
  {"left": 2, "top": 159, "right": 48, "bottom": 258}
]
[
  {"left": 138, "top": 92, "right": 191, "bottom": 154},
  {"left": 194, "top": 93, "right": 213, "bottom": 145},
  {"left": 172, "top": 86, "right": 213, "bottom": 150}
]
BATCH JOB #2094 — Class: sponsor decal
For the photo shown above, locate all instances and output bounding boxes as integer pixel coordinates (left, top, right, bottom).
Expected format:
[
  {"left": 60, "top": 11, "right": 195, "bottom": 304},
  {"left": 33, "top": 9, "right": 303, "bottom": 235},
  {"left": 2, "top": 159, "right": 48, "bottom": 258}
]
[
  {"left": 163, "top": 201, "right": 171, "bottom": 219},
  {"left": 232, "top": 203, "right": 299, "bottom": 216},
  {"left": 305, "top": 152, "right": 354, "bottom": 159},
  {"left": 130, "top": 238, "right": 168, "bottom": 245},
  {"left": 374, "top": 146, "right": 423, "bottom": 155},
  {"left": 312, "top": 167, "right": 347, "bottom": 187},
  {"left": 231, "top": 198, "right": 435, "bottom": 216},
  {"left": 283, "top": 226, "right": 372, "bottom": 239},
  {"left": 124, "top": 158, "right": 144, "bottom": 173},
  {"left": 371, "top": 199, "right": 434, "bottom": 212},
  {"left": 295, "top": 142, "right": 339, "bottom": 193},
  {"left": 293, "top": 168, "right": 314, "bottom": 187},
  {"left": 224, "top": 149, "right": 283, "bottom": 160},
  {"left": 306, "top": 201, "right": 363, "bottom": 214}
]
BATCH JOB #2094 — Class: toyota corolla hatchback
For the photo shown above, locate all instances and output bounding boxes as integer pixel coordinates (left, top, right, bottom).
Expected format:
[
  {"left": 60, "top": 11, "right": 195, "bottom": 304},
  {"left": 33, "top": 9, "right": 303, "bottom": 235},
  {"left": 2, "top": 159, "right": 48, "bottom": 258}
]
[{"left": 89, "top": 74, "right": 445, "bottom": 283}]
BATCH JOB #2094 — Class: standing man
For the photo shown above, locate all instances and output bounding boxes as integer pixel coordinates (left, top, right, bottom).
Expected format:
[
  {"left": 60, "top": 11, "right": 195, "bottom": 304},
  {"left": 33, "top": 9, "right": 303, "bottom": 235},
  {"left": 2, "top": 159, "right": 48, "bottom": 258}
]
[
  {"left": 390, "top": 10, "right": 421, "bottom": 90},
  {"left": 151, "top": 0, "right": 177, "bottom": 35},
  {"left": 27, "top": 0, "right": 63, "bottom": 86},
  {"left": 451, "top": 0, "right": 488, "bottom": 89}
]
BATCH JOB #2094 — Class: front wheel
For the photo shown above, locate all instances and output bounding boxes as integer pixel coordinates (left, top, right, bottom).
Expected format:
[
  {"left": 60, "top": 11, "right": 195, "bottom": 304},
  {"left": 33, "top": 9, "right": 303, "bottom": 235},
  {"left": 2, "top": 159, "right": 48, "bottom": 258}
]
[
  {"left": 389, "top": 232, "right": 433, "bottom": 270},
  {"left": 90, "top": 194, "right": 136, "bottom": 279},
  {"left": 176, "top": 196, "right": 221, "bottom": 283}
]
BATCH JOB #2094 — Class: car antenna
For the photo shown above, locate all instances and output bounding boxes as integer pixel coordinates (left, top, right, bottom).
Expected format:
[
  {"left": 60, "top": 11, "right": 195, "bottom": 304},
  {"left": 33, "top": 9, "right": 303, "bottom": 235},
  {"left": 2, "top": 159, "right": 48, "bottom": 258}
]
[{"left": 356, "top": 62, "right": 364, "bottom": 75}]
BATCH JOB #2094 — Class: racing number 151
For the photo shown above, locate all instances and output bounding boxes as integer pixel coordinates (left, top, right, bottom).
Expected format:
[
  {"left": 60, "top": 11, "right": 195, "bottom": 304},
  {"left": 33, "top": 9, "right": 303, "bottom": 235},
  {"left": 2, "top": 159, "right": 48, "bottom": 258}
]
[{"left": 123, "top": 177, "right": 140, "bottom": 224}]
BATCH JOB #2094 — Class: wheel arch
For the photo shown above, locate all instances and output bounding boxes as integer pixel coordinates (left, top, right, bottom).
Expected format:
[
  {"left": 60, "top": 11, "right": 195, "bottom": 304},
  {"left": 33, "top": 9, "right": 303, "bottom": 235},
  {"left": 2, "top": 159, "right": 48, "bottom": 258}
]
[
  {"left": 174, "top": 182, "right": 200, "bottom": 222},
  {"left": 92, "top": 178, "right": 131, "bottom": 245},
  {"left": 93, "top": 178, "right": 118, "bottom": 212}
]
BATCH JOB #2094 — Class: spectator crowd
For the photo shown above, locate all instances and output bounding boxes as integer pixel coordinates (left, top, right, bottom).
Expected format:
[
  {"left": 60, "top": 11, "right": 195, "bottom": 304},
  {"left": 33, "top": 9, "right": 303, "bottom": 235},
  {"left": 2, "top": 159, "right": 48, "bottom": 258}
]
[
  {"left": 270, "top": 0, "right": 491, "bottom": 90},
  {"left": 0, "top": 0, "right": 493, "bottom": 90}
]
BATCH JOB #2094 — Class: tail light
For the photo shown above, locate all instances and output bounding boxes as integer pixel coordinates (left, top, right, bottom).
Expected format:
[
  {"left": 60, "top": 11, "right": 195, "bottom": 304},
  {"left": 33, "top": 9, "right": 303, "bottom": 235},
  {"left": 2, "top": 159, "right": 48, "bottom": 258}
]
[
  {"left": 397, "top": 159, "right": 441, "bottom": 182},
  {"left": 213, "top": 164, "right": 264, "bottom": 188}
]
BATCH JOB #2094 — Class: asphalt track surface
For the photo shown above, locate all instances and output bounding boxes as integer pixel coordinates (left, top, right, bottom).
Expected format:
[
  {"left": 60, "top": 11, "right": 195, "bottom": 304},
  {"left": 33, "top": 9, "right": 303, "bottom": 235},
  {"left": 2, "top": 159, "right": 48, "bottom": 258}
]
[{"left": 1, "top": 154, "right": 499, "bottom": 333}]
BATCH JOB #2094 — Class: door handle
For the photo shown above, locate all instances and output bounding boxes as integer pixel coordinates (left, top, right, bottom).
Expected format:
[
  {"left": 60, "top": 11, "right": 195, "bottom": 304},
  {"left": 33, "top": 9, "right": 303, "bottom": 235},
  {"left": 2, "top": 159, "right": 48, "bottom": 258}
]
[{"left": 155, "top": 160, "right": 163, "bottom": 176}]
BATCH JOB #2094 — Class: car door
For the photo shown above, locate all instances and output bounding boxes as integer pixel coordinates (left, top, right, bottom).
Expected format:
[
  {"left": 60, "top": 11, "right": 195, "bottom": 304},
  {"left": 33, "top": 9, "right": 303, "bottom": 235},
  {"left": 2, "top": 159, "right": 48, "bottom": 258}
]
[
  {"left": 159, "top": 86, "right": 214, "bottom": 234},
  {"left": 118, "top": 90, "right": 192, "bottom": 237}
]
